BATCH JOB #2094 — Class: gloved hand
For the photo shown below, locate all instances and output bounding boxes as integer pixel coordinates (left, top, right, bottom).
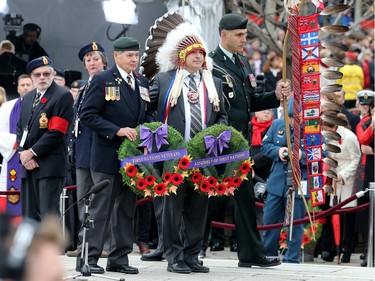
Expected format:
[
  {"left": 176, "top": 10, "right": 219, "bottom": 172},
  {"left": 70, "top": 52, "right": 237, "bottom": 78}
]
[{"left": 254, "top": 73, "right": 265, "bottom": 94}]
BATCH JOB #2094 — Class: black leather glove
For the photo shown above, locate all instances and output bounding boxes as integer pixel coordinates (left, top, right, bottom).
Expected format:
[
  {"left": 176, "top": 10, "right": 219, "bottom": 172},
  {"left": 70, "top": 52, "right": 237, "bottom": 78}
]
[{"left": 254, "top": 73, "right": 266, "bottom": 94}]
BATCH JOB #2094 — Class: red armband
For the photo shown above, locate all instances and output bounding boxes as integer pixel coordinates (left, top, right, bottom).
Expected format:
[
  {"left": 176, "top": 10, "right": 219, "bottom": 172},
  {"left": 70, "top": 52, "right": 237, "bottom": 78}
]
[{"left": 48, "top": 116, "right": 70, "bottom": 134}]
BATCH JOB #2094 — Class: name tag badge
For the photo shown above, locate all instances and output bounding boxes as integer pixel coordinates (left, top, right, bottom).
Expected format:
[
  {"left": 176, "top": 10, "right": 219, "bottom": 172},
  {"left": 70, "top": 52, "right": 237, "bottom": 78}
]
[
  {"left": 298, "top": 180, "right": 308, "bottom": 196},
  {"left": 74, "top": 119, "right": 79, "bottom": 138},
  {"left": 20, "top": 128, "right": 28, "bottom": 147}
]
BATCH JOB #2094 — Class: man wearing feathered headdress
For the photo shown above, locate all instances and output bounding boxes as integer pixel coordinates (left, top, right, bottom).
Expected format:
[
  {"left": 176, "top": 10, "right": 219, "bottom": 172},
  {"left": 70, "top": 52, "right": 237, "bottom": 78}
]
[{"left": 147, "top": 22, "right": 228, "bottom": 274}]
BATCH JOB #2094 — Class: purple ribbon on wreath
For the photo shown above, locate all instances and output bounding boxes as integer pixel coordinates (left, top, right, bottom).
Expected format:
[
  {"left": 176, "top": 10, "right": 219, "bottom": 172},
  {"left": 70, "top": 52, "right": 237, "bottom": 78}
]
[
  {"left": 139, "top": 124, "right": 169, "bottom": 153},
  {"left": 204, "top": 130, "right": 231, "bottom": 157}
]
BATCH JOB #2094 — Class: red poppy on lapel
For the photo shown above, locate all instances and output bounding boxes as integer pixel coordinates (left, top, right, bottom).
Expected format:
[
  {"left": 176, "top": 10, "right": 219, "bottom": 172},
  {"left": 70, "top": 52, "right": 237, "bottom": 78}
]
[{"left": 41, "top": 98, "right": 48, "bottom": 104}]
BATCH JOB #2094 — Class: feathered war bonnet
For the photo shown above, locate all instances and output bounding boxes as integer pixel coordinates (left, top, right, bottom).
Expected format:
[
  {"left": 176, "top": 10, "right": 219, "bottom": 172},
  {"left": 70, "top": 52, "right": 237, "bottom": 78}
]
[{"left": 155, "top": 22, "right": 220, "bottom": 111}]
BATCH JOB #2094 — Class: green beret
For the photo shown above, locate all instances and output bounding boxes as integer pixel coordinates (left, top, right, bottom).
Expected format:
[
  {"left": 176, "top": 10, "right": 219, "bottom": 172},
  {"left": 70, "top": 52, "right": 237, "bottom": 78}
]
[
  {"left": 113, "top": 37, "right": 139, "bottom": 51},
  {"left": 219, "top": 13, "right": 248, "bottom": 30}
]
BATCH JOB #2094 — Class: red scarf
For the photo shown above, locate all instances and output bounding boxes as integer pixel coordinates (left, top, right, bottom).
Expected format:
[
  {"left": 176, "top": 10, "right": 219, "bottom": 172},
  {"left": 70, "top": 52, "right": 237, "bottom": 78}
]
[{"left": 251, "top": 116, "right": 273, "bottom": 146}]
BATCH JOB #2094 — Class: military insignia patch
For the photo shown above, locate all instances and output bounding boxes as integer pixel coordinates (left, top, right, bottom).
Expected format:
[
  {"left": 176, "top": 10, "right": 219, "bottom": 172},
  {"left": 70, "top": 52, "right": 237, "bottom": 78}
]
[
  {"left": 39, "top": 113, "right": 48, "bottom": 128},
  {"left": 8, "top": 186, "right": 20, "bottom": 204},
  {"left": 277, "top": 130, "right": 284, "bottom": 135},
  {"left": 9, "top": 168, "right": 16, "bottom": 182}
]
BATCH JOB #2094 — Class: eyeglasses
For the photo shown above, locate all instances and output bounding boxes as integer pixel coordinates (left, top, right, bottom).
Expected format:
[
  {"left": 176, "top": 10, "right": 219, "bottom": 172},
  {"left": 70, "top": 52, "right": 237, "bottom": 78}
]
[{"left": 32, "top": 72, "right": 52, "bottom": 78}]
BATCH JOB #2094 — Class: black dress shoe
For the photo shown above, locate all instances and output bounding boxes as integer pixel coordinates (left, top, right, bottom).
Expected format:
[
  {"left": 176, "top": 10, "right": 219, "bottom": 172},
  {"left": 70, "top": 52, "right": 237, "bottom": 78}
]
[
  {"left": 167, "top": 261, "right": 191, "bottom": 274},
  {"left": 341, "top": 253, "right": 351, "bottom": 263},
  {"left": 238, "top": 256, "right": 281, "bottom": 267},
  {"left": 140, "top": 250, "right": 164, "bottom": 261},
  {"left": 321, "top": 251, "right": 334, "bottom": 262},
  {"left": 210, "top": 242, "right": 224, "bottom": 251},
  {"left": 106, "top": 264, "right": 139, "bottom": 274},
  {"left": 230, "top": 243, "right": 238, "bottom": 252},
  {"left": 186, "top": 262, "right": 209, "bottom": 273}
]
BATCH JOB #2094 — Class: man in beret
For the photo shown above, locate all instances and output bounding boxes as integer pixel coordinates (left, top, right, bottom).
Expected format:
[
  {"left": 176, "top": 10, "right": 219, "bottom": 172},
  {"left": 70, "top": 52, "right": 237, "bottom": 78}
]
[
  {"left": 53, "top": 68, "right": 66, "bottom": 88},
  {"left": 66, "top": 42, "right": 108, "bottom": 259},
  {"left": 16, "top": 56, "right": 74, "bottom": 221},
  {"left": 208, "top": 13, "right": 291, "bottom": 267},
  {"left": 77, "top": 37, "right": 149, "bottom": 274},
  {"left": 69, "top": 79, "right": 86, "bottom": 100}
]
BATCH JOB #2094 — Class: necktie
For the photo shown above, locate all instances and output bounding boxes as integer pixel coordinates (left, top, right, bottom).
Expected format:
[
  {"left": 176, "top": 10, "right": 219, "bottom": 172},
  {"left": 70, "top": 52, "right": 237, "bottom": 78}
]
[
  {"left": 233, "top": 53, "right": 240, "bottom": 67},
  {"left": 127, "top": 74, "right": 133, "bottom": 89},
  {"left": 188, "top": 74, "right": 202, "bottom": 138},
  {"left": 33, "top": 92, "right": 41, "bottom": 109}
]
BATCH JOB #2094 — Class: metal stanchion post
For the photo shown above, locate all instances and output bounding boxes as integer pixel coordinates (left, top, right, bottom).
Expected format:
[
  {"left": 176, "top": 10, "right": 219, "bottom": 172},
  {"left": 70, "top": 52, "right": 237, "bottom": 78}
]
[
  {"left": 60, "top": 188, "right": 68, "bottom": 241},
  {"left": 367, "top": 182, "right": 374, "bottom": 268}
]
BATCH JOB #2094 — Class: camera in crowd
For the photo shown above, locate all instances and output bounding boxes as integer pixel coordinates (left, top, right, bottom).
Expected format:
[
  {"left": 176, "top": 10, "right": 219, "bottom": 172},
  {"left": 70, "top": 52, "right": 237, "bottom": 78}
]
[
  {"left": 3, "top": 13, "right": 24, "bottom": 43},
  {"left": 254, "top": 181, "right": 267, "bottom": 202}
]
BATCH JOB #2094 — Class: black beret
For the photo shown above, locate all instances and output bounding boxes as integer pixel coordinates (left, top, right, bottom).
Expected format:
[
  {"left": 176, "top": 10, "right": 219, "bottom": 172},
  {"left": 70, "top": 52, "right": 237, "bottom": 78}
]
[
  {"left": 113, "top": 37, "right": 139, "bottom": 51},
  {"left": 26, "top": 56, "right": 53, "bottom": 74},
  {"left": 219, "top": 13, "right": 248, "bottom": 30},
  {"left": 78, "top": 42, "right": 105, "bottom": 61},
  {"left": 70, "top": 79, "right": 86, "bottom": 89},
  {"left": 54, "top": 68, "right": 65, "bottom": 78},
  {"left": 357, "top": 90, "right": 375, "bottom": 105}
]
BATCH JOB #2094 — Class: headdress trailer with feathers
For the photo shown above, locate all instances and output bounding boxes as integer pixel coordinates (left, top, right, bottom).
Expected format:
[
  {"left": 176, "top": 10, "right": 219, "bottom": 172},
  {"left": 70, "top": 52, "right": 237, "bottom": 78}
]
[{"left": 141, "top": 12, "right": 220, "bottom": 111}]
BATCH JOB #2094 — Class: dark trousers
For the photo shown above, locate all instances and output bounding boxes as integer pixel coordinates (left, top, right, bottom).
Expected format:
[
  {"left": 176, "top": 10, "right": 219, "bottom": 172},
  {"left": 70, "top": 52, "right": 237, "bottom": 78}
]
[
  {"left": 233, "top": 179, "right": 266, "bottom": 262},
  {"left": 203, "top": 196, "right": 236, "bottom": 250},
  {"left": 136, "top": 200, "right": 152, "bottom": 243},
  {"left": 21, "top": 175, "right": 65, "bottom": 221},
  {"left": 163, "top": 184, "right": 208, "bottom": 264},
  {"left": 152, "top": 196, "right": 164, "bottom": 252},
  {"left": 76, "top": 168, "right": 94, "bottom": 247},
  {"left": 82, "top": 172, "right": 136, "bottom": 266}
]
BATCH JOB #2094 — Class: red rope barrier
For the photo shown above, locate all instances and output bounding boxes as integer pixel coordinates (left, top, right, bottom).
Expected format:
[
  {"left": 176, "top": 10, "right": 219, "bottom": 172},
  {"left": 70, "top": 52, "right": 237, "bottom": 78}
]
[{"left": 212, "top": 192, "right": 369, "bottom": 231}]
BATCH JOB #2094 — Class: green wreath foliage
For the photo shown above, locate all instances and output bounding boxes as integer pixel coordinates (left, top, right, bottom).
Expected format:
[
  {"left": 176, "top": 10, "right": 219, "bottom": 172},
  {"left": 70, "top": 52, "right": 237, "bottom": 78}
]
[
  {"left": 187, "top": 124, "right": 251, "bottom": 196},
  {"left": 118, "top": 122, "right": 189, "bottom": 197}
]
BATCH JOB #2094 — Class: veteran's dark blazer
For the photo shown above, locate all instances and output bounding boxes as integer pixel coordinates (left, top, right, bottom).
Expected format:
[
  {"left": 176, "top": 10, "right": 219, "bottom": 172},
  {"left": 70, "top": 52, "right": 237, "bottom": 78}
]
[
  {"left": 16, "top": 81, "right": 73, "bottom": 179},
  {"left": 80, "top": 65, "right": 149, "bottom": 174}
]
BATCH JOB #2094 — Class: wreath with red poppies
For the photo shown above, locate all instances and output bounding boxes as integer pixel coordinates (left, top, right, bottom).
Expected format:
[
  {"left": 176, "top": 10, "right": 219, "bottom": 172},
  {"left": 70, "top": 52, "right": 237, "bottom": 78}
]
[
  {"left": 187, "top": 124, "right": 252, "bottom": 196},
  {"left": 118, "top": 122, "right": 190, "bottom": 197}
]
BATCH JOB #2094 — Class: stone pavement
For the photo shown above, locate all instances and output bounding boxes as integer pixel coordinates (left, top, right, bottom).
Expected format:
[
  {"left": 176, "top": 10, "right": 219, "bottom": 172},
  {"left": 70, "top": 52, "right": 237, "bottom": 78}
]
[{"left": 62, "top": 246, "right": 375, "bottom": 281}]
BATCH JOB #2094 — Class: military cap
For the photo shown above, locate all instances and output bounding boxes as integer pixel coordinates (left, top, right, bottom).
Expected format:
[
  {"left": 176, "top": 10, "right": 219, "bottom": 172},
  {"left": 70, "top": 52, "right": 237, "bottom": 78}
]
[
  {"left": 113, "top": 37, "right": 139, "bottom": 51},
  {"left": 54, "top": 68, "right": 65, "bottom": 78},
  {"left": 357, "top": 90, "right": 375, "bottom": 105},
  {"left": 219, "top": 13, "right": 248, "bottom": 30},
  {"left": 70, "top": 79, "right": 86, "bottom": 89},
  {"left": 78, "top": 42, "right": 105, "bottom": 61},
  {"left": 26, "top": 56, "right": 53, "bottom": 74}
]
